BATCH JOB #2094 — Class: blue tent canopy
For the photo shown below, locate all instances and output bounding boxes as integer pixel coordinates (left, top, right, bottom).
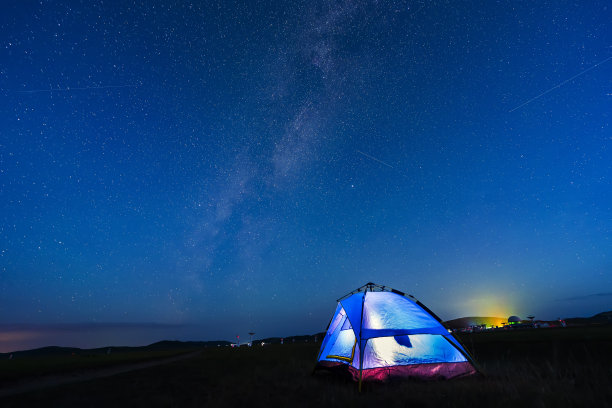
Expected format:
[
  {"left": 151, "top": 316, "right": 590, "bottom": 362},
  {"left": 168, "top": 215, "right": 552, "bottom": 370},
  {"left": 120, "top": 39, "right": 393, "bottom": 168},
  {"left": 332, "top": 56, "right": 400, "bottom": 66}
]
[{"left": 315, "top": 283, "right": 478, "bottom": 387}]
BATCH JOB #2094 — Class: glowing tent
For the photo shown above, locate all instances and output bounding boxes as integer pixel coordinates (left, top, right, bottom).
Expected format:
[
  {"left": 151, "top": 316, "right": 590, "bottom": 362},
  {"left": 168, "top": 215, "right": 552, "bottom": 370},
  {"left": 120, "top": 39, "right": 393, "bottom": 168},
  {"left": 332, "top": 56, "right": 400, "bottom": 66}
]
[{"left": 314, "top": 283, "right": 478, "bottom": 387}]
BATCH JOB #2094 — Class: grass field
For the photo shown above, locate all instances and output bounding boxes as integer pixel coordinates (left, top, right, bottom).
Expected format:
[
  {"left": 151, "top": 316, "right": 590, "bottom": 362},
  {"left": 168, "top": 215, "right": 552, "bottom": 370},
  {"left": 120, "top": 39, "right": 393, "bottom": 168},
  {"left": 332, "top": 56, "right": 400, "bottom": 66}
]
[
  {"left": 0, "top": 347, "right": 200, "bottom": 384},
  {"left": 1, "top": 326, "right": 612, "bottom": 407}
]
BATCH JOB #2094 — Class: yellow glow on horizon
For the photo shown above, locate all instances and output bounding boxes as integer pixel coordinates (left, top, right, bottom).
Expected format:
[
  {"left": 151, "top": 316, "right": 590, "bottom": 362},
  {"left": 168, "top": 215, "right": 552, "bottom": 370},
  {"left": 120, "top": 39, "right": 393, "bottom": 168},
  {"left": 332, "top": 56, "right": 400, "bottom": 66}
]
[{"left": 454, "top": 293, "right": 518, "bottom": 319}]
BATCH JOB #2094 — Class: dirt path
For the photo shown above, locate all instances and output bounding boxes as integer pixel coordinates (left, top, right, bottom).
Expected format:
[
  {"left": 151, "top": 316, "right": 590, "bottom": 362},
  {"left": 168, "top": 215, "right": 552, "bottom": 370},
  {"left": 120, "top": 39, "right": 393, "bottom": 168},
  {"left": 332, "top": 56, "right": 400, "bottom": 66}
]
[{"left": 0, "top": 350, "right": 202, "bottom": 398}]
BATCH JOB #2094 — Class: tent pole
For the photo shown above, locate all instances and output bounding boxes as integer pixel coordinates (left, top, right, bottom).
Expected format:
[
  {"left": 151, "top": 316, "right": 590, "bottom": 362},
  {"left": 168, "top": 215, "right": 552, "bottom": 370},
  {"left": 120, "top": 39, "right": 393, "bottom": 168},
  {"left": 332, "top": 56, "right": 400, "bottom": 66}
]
[{"left": 358, "top": 286, "right": 367, "bottom": 393}]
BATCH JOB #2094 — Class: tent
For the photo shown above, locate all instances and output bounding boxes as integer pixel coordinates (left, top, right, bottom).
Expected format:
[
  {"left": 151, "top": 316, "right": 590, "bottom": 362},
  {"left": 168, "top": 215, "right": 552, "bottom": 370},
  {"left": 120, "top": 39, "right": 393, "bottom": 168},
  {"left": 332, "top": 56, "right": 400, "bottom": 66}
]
[{"left": 314, "top": 283, "right": 478, "bottom": 388}]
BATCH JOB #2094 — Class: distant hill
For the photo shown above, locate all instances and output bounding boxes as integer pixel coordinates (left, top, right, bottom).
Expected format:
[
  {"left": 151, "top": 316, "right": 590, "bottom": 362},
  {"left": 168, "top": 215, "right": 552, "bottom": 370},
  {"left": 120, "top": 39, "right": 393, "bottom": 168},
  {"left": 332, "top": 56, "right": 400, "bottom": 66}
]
[
  {"left": 444, "top": 316, "right": 507, "bottom": 329},
  {"left": 257, "top": 332, "right": 326, "bottom": 345},
  {"left": 0, "top": 336, "right": 324, "bottom": 357},
  {"left": 3, "top": 346, "right": 84, "bottom": 357},
  {"left": 145, "top": 340, "right": 231, "bottom": 350},
  {"left": 6, "top": 311, "right": 610, "bottom": 357},
  {"left": 0, "top": 340, "right": 232, "bottom": 358},
  {"left": 565, "top": 310, "right": 612, "bottom": 326},
  {"left": 444, "top": 311, "right": 612, "bottom": 329}
]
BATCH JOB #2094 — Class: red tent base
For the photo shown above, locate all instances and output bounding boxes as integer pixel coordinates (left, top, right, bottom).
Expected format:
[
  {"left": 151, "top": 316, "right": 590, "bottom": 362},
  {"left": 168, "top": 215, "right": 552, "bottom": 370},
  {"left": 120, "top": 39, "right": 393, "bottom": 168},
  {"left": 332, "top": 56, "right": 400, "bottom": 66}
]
[{"left": 316, "top": 360, "right": 477, "bottom": 382}]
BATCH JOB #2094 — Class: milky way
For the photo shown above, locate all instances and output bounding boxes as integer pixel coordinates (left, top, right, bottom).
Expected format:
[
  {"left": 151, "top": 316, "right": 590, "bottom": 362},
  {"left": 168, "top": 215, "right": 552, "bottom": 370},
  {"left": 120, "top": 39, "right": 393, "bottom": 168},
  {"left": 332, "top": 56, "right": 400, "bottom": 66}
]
[{"left": 1, "top": 0, "right": 611, "bottom": 351}]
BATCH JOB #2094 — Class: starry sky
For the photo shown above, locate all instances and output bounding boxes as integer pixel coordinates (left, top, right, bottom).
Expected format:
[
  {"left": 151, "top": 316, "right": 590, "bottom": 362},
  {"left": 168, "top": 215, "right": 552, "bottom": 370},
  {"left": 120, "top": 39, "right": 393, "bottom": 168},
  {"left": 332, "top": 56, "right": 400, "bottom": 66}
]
[{"left": 1, "top": 0, "right": 611, "bottom": 352}]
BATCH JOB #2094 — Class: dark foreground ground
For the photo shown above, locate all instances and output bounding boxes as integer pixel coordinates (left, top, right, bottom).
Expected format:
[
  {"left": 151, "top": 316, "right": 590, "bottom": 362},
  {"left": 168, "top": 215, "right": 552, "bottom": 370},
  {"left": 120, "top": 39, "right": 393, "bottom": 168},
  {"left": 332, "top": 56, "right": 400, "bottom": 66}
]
[{"left": 1, "top": 326, "right": 612, "bottom": 407}]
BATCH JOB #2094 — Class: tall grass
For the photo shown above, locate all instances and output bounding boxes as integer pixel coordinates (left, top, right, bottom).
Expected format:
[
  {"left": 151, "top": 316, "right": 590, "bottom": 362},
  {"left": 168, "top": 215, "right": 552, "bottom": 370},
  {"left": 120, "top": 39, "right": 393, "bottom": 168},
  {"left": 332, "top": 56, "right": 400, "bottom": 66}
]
[
  {"left": 2, "top": 327, "right": 611, "bottom": 407},
  {"left": 0, "top": 348, "right": 199, "bottom": 383}
]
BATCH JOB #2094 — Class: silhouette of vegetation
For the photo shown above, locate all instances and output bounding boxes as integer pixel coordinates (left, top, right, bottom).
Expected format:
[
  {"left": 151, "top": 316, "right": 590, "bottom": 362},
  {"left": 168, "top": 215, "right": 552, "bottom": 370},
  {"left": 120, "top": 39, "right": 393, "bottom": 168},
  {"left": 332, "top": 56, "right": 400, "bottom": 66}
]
[{"left": 1, "top": 326, "right": 611, "bottom": 407}]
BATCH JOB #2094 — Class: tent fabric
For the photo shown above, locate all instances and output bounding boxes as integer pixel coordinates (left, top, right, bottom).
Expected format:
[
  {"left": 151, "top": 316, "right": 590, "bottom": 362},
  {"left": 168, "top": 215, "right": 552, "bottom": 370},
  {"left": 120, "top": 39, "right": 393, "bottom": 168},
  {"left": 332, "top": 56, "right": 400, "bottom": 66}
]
[
  {"left": 318, "top": 305, "right": 348, "bottom": 361},
  {"left": 362, "top": 334, "right": 466, "bottom": 369},
  {"left": 354, "top": 361, "right": 476, "bottom": 382},
  {"left": 326, "top": 329, "right": 356, "bottom": 361},
  {"left": 315, "top": 360, "right": 475, "bottom": 382},
  {"left": 339, "top": 291, "right": 364, "bottom": 338},
  {"left": 315, "top": 285, "right": 478, "bottom": 382},
  {"left": 363, "top": 292, "right": 442, "bottom": 333}
]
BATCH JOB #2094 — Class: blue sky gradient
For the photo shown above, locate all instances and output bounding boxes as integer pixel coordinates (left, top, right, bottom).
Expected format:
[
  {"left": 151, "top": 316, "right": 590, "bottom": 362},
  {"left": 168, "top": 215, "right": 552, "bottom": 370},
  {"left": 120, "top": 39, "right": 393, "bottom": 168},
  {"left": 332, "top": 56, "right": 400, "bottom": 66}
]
[{"left": 1, "top": 0, "right": 611, "bottom": 352}]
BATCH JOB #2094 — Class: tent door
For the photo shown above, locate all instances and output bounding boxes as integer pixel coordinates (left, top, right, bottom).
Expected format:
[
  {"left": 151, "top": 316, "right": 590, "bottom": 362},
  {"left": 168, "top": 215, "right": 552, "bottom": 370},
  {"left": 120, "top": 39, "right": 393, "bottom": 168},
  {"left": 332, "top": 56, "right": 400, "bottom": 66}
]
[{"left": 327, "top": 338, "right": 357, "bottom": 363}]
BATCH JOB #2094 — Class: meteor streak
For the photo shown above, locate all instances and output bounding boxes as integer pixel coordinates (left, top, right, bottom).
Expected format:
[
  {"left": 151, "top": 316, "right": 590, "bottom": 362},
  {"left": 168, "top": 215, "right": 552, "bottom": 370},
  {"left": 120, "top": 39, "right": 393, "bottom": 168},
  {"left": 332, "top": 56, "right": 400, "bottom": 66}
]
[
  {"left": 509, "top": 54, "right": 612, "bottom": 113},
  {"left": 356, "top": 150, "right": 394, "bottom": 169}
]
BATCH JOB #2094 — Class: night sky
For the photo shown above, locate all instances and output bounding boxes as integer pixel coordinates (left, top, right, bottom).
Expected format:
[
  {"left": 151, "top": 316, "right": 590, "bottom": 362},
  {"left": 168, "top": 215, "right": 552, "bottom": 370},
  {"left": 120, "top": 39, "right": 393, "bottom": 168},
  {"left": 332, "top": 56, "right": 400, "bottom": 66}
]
[{"left": 1, "top": 0, "right": 611, "bottom": 352}]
